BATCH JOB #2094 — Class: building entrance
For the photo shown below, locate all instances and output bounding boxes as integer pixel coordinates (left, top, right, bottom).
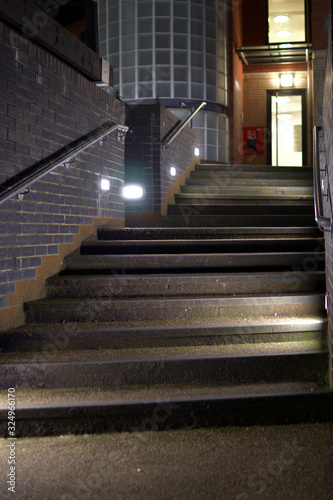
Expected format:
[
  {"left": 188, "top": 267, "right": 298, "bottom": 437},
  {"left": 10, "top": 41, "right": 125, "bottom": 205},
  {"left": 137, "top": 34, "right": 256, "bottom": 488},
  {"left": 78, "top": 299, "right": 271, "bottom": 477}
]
[{"left": 267, "top": 90, "right": 307, "bottom": 167}]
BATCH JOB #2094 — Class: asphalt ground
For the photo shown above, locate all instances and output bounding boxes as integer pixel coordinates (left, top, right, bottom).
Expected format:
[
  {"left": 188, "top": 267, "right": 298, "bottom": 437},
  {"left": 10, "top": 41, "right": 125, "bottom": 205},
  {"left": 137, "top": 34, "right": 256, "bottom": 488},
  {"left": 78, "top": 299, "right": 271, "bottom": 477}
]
[{"left": 1, "top": 422, "right": 333, "bottom": 500}]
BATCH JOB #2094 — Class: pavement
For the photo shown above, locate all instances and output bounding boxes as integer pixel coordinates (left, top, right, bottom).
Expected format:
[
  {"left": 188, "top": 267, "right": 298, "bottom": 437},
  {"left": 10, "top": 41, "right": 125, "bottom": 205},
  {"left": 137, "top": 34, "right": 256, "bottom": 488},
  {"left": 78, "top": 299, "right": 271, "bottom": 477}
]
[{"left": 0, "top": 422, "right": 333, "bottom": 500}]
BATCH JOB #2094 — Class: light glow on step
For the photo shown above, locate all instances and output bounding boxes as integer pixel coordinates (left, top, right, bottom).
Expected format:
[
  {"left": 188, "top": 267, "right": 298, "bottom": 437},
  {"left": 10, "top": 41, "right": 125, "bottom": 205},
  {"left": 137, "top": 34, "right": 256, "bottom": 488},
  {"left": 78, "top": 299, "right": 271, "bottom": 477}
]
[{"left": 122, "top": 184, "right": 144, "bottom": 199}]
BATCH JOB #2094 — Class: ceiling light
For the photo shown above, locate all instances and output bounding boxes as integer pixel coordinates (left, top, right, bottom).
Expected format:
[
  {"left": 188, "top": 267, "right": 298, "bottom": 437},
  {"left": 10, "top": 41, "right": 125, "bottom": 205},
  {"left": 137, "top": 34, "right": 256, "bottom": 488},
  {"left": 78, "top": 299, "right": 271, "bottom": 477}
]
[
  {"left": 274, "top": 15, "right": 289, "bottom": 23},
  {"left": 122, "top": 184, "right": 144, "bottom": 199},
  {"left": 276, "top": 30, "right": 290, "bottom": 38},
  {"left": 280, "top": 73, "right": 293, "bottom": 87}
]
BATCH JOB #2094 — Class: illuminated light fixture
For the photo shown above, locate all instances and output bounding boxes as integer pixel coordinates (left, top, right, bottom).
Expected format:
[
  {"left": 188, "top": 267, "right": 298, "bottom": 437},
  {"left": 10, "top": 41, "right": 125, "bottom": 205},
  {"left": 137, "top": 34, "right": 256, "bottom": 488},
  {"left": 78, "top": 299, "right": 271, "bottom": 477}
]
[
  {"left": 100, "top": 178, "right": 110, "bottom": 191},
  {"left": 272, "top": 96, "right": 290, "bottom": 104},
  {"left": 280, "top": 43, "right": 292, "bottom": 48},
  {"left": 274, "top": 15, "right": 289, "bottom": 23},
  {"left": 276, "top": 30, "right": 290, "bottom": 38},
  {"left": 122, "top": 184, "right": 144, "bottom": 199},
  {"left": 194, "top": 147, "right": 200, "bottom": 156},
  {"left": 277, "top": 113, "right": 292, "bottom": 119},
  {"left": 170, "top": 166, "right": 177, "bottom": 177},
  {"left": 280, "top": 73, "right": 293, "bottom": 87}
]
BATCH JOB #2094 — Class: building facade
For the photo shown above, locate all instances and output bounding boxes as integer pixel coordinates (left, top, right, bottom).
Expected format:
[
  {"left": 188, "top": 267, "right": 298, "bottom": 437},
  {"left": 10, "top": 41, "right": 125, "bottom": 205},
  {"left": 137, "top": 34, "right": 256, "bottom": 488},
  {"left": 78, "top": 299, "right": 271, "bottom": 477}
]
[
  {"left": 98, "top": 0, "right": 329, "bottom": 167},
  {"left": 98, "top": 0, "right": 229, "bottom": 162}
]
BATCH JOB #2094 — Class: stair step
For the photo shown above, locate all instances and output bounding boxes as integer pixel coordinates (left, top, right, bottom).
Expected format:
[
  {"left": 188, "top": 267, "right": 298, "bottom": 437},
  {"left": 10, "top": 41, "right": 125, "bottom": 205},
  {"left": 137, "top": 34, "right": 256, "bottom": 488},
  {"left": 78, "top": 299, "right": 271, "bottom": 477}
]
[
  {"left": 187, "top": 176, "right": 313, "bottom": 187},
  {"left": 80, "top": 238, "right": 325, "bottom": 255},
  {"left": 47, "top": 272, "right": 325, "bottom": 298},
  {"left": 24, "top": 293, "right": 326, "bottom": 323},
  {"left": 97, "top": 227, "right": 322, "bottom": 240},
  {"left": 180, "top": 186, "right": 313, "bottom": 196},
  {"left": 64, "top": 251, "right": 325, "bottom": 273},
  {"left": 98, "top": 227, "right": 323, "bottom": 239},
  {"left": 0, "top": 381, "right": 326, "bottom": 408},
  {"left": 174, "top": 194, "right": 313, "bottom": 205},
  {"left": 0, "top": 388, "right": 332, "bottom": 437},
  {"left": 0, "top": 343, "right": 328, "bottom": 390},
  {"left": 167, "top": 204, "right": 315, "bottom": 216},
  {"left": 195, "top": 164, "right": 313, "bottom": 175},
  {"left": 0, "top": 318, "right": 327, "bottom": 352},
  {"left": 161, "top": 214, "right": 317, "bottom": 227}
]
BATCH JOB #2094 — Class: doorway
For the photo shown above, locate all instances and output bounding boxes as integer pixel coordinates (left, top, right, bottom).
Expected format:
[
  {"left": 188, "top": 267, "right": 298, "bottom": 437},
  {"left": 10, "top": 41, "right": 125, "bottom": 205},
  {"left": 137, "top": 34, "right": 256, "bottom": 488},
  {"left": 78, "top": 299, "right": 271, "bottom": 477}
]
[{"left": 267, "top": 90, "right": 307, "bottom": 167}]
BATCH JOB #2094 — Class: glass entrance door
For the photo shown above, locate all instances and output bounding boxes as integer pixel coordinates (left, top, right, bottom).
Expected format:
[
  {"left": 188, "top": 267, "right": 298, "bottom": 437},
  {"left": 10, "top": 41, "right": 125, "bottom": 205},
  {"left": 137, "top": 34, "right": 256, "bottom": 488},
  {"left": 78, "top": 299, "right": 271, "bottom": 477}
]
[{"left": 269, "top": 92, "right": 304, "bottom": 167}]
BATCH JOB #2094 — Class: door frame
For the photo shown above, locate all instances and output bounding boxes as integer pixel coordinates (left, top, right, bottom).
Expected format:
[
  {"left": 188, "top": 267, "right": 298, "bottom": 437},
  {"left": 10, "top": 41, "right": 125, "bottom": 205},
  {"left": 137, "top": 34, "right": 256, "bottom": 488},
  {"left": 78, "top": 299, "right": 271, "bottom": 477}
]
[{"left": 266, "top": 89, "right": 307, "bottom": 166}]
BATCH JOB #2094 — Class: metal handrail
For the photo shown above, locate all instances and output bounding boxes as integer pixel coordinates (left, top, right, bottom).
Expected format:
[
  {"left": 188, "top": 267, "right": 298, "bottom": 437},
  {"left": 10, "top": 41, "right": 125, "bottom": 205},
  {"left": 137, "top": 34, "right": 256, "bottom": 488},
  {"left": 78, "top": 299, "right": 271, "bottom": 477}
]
[
  {"left": 162, "top": 101, "right": 206, "bottom": 150},
  {"left": 313, "top": 125, "right": 331, "bottom": 231},
  {"left": 0, "top": 121, "right": 128, "bottom": 205}
]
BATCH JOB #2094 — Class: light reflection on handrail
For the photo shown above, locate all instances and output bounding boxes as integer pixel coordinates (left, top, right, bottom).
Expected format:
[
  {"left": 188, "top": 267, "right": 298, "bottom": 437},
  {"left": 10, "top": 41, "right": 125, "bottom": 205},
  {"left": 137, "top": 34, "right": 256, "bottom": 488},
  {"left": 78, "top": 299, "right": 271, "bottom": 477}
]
[
  {"left": 0, "top": 122, "right": 128, "bottom": 205},
  {"left": 162, "top": 101, "right": 206, "bottom": 150}
]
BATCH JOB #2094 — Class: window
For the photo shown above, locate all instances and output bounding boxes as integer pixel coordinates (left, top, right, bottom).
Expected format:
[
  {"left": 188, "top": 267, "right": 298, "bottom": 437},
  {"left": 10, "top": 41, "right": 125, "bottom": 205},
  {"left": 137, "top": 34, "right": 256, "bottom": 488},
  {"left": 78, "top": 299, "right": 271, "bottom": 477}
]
[
  {"left": 137, "top": 2, "right": 152, "bottom": 18},
  {"left": 174, "top": 83, "right": 188, "bottom": 97},
  {"left": 268, "top": 0, "right": 306, "bottom": 43}
]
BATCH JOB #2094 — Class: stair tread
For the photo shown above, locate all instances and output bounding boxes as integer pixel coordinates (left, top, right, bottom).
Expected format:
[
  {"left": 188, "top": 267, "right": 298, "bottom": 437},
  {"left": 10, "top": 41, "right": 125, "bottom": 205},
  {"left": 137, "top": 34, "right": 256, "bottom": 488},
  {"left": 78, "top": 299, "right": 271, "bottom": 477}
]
[
  {"left": 25, "top": 292, "right": 326, "bottom": 306},
  {"left": 48, "top": 272, "right": 325, "bottom": 298},
  {"left": 83, "top": 237, "right": 324, "bottom": 244},
  {"left": 0, "top": 340, "right": 327, "bottom": 365},
  {"left": 0, "top": 382, "right": 327, "bottom": 409},
  {"left": 195, "top": 165, "right": 314, "bottom": 175},
  {"left": 51, "top": 271, "right": 326, "bottom": 280},
  {"left": 97, "top": 227, "right": 322, "bottom": 239},
  {"left": 63, "top": 252, "right": 325, "bottom": 273}
]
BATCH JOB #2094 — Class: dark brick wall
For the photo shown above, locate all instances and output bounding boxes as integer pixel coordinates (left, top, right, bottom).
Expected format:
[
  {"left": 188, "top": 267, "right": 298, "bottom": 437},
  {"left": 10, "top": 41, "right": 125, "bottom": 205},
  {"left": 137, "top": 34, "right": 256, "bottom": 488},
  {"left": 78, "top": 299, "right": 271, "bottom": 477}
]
[
  {"left": 242, "top": 0, "right": 266, "bottom": 46},
  {"left": 124, "top": 103, "right": 199, "bottom": 220},
  {"left": 0, "top": 20, "right": 125, "bottom": 316},
  {"left": 311, "top": 0, "right": 331, "bottom": 49}
]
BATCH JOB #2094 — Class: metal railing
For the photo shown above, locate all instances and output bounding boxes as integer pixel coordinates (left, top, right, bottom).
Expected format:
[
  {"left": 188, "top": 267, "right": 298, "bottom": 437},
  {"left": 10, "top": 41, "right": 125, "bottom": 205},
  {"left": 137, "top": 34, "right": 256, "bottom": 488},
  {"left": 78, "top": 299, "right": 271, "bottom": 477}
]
[
  {"left": 0, "top": 121, "right": 128, "bottom": 205},
  {"left": 161, "top": 101, "right": 206, "bottom": 150},
  {"left": 313, "top": 125, "right": 331, "bottom": 231}
]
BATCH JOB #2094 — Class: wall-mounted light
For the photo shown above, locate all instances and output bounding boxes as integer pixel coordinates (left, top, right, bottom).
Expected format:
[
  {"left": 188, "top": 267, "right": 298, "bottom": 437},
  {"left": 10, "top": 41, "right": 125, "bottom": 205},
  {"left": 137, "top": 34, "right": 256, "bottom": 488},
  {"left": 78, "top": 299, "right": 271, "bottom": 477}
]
[
  {"left": 280, "top": 73, "right": 293, "bottom": 87},
  {"left": 122, "top": 184, "right": 144, "bottom": 199},
  {"left": 194, "top": 147, "right": 200, "bottom": 156},
  {"left": 274, "top": 15, "right": 289, "bottom": 23},
  {"left": 100, "top": 178, "right": 110, "bottom": 191},
  {"left": 170, "top": 167, "right": 177, "bottom": 177}
]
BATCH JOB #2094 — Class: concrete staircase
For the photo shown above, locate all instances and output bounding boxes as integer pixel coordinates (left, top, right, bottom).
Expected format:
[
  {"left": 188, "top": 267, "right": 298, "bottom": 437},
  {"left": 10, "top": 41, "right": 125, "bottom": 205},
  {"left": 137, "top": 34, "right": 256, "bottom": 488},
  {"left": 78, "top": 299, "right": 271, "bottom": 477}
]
[{"left": 1, "top": 163, "right": 332, "bottom": 437}]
